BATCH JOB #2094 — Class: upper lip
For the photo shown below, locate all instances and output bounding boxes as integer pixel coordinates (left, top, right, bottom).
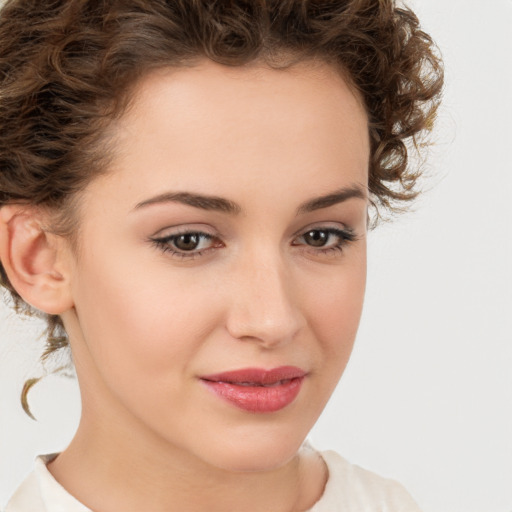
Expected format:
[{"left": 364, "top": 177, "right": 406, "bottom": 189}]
[{"left": 201, "top": 366, "right": 307, "bottom": 385}]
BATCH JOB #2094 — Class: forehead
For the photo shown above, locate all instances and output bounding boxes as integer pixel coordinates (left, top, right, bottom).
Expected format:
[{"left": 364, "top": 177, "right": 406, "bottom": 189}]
[
  {"left": 129, "top": 57, "right": 367, "bottom": 115},
  {"left": 114, "top": 59, "right": 367, "bottom": 166},
  {"left": 124, "top": 58, "right": 366, "bottom": 136}
]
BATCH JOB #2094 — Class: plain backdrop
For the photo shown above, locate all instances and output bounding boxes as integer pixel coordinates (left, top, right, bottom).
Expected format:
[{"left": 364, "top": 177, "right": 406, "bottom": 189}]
[{"left": 1, "top": 1, "right": 511, "bottom": 511}]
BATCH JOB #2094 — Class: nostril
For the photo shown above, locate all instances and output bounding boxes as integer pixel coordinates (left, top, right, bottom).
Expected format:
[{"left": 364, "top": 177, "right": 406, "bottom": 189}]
[{"left": 225, "top": 309, "right": 305, "bottom": 348}]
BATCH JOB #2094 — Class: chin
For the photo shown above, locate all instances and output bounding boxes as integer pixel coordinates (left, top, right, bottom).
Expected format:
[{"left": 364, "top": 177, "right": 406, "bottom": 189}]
[{"left": 192, "top": 423, "right": 309, "bottom": 473}]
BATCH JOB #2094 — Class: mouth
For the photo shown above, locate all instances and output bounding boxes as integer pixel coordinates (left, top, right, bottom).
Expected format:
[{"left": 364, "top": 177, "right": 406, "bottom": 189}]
[{"left": 200, "top": 366, "right": 307, "bottom": 413}]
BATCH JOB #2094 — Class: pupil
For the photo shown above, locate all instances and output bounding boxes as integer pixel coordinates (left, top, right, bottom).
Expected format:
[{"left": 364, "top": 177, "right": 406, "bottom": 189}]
[
  {"left": 176, "top": 234, "right": 199, "bottom": 251},
  {"left": 306, "top": 230, "right": 327, "bottom": 247}
]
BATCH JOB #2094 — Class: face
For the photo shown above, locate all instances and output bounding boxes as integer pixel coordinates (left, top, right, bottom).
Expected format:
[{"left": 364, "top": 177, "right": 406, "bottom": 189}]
[{"left": 62, "top": 59, "right": 370, "bottom": 473}]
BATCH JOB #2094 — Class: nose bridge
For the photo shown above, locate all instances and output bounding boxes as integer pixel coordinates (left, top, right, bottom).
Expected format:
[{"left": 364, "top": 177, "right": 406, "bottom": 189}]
[{"left": 225, "top": 244, "right": 305, "bottom": 347}]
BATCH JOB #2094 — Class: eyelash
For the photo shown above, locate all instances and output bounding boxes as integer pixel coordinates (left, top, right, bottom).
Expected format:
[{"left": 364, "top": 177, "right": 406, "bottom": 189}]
[{"left": 150, "top": 227, "right": 357, "bottom": 261}]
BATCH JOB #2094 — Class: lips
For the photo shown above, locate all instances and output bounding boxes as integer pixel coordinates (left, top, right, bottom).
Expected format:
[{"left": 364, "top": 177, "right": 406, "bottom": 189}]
[{"left": 200, "top": 366, "right": 306, "bottom": 413}]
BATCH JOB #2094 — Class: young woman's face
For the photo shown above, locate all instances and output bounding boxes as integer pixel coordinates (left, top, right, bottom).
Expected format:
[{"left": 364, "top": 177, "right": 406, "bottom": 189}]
[{"left": 63, "top": 59, "right": 369, "bottom": 472}]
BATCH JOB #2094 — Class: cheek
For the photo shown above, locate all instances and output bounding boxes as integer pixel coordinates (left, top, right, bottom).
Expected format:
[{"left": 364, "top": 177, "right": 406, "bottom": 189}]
[
  {"left": 303, "top": 251, "right": 366, "bottom": 367},
  {"left": 71, "top": 250, "right": 221, "bottom": 394}
]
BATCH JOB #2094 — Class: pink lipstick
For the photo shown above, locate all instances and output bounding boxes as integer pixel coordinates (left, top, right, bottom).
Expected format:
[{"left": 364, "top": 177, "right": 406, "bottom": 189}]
[{"left": 200, "top": 366, "right": 306, "bottom": 413}]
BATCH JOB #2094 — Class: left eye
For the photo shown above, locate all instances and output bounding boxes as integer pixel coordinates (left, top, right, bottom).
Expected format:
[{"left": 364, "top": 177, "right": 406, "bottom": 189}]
[
  {"left": 301, "top": 230, "right": 332, "bottom": 247},
  {"left": 294, "top": 228, "right": 355, "bottom": 250}
]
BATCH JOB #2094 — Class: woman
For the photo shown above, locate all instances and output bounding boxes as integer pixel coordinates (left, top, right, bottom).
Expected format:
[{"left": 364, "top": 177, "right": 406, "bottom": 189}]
[{"left": 0, "top": 0, "right": 443, "bottom": 510}]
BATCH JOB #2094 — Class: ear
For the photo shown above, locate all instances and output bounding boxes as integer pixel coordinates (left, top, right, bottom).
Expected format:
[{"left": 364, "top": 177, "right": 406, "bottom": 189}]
[{"left": 0, "top": 205, "right": 74, "bottom": 315}]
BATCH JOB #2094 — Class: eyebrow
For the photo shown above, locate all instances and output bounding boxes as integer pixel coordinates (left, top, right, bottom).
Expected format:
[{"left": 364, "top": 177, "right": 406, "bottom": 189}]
[
  {"left": 296, "top": 184, "right": 367, "bottom": 215},
  {"left": 133, "top": 184, "right": 367, "bottom": 216},
  {"left": 134, "top": 191, "right": 242, "bottom": 214}
]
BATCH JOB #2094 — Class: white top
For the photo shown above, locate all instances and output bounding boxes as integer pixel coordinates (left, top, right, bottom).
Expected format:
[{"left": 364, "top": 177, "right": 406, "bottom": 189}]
[{"left": 3, "top": 446, "right": 422, "bottom": 511}]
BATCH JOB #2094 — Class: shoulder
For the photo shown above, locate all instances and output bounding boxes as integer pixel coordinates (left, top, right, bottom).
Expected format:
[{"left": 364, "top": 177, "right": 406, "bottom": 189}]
[
  {"left": 310, "top": 448, "right": 423, "bottom": 512},
  {"left": 4, "top": 453, "right": 91, "bottom": 512},
  {"left": 3, "top": 470, "right": 44, "bottom": 512},
  {"left": 5, "top": 457, "right": 45, "bottom": 512}
]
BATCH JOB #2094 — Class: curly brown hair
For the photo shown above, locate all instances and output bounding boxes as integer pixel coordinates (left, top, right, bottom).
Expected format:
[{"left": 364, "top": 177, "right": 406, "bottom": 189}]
[{"left": 0, "top": 0, "right": 443, "bottom": 417}]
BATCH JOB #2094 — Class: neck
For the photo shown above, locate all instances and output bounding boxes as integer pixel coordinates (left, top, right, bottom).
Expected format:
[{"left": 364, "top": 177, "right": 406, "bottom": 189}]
[{"left": 47, "top": 404, "right": 328, "bottom": 512}]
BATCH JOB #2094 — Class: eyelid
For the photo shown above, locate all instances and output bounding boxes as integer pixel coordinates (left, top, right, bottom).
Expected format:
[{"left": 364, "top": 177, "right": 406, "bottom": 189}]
[
  {"left": 151, "top": 223, "right": 219, "bottom": 238},
  {"left": 293, "top": 221, "right": 355, "bottom": 237},
  {"left": 293, "top": 226, "right": 357, "bottom": 245}
]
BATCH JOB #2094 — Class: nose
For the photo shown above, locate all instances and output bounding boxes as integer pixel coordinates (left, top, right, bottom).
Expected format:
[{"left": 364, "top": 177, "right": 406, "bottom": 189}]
[{"left": 225, "top": 249, "right": 306, "bottom": 349}]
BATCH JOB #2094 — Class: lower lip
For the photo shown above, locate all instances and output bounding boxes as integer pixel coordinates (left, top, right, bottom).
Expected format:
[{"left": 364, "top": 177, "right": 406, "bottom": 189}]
[{"left": 201, "top": 377, "right": 304, "bottom": 413}]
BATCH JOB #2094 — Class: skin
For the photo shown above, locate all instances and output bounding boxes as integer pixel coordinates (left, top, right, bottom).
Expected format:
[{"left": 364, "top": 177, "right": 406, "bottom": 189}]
[{"left": 5, "top": 58, "right": 370, "bottom": 511}]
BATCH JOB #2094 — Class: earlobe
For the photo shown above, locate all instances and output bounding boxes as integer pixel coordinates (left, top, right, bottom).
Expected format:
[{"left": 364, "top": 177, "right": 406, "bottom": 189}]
[{"left": 0, "top": 205, "right": 74, "bottom": 315}]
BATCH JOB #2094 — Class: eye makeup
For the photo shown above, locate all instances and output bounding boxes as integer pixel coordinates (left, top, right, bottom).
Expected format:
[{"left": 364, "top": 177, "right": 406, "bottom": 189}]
[{"left": 149, "top": 225, "right": 358, "bottom": 261}]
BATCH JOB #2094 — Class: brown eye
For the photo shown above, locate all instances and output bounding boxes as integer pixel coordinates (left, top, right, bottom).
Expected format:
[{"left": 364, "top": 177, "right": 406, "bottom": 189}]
[
  {"left": 174, "top": 233, "right": 201, "bottom": 251},
  {"left": 303, "top": 230, "right": 329, "bottom": 247},
  {"left": 151, "top": 230, "right": 221, "bottom": 259},
  {"left": 293, "top": 227, "right": 357, "bottom": 256}
]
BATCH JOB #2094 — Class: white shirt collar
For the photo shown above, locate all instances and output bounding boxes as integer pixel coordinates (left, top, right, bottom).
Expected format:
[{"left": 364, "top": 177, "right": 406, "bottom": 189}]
[{"left": 33, "top": 453, "right": 91, "bottom": 512}]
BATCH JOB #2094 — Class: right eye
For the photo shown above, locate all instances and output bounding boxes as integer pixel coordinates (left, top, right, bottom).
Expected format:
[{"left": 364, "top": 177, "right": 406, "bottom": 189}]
[{"left": 150, "top": 231, "right": 222, "bottom": 259}]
